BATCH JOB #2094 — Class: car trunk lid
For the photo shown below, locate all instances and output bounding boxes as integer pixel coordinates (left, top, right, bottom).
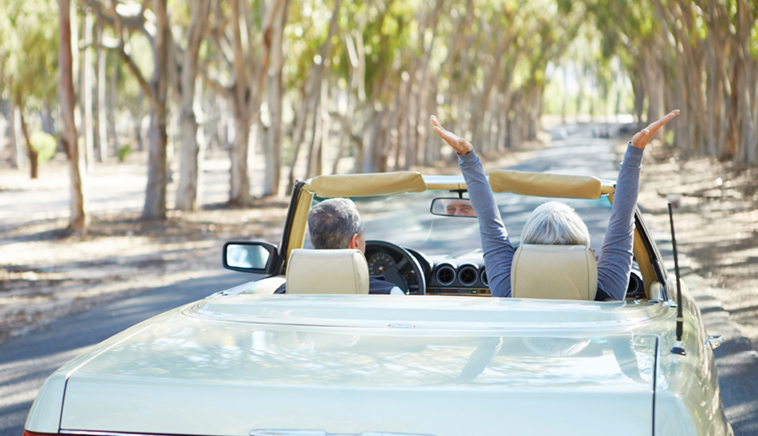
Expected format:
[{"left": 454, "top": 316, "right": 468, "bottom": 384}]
[{"left": 60, "top": 295, "right": 660, "bottom": 436}]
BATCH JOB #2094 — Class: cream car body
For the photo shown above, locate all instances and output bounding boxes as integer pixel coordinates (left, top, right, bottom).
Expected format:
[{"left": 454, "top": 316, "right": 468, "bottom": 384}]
[{"left": 25, "top": 171, "right": 732, "bottom": 436}]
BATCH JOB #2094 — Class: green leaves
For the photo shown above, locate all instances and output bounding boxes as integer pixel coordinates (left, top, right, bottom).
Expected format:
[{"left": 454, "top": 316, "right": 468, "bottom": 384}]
[
  {"left": 29, "top": 132, "right": 57, "bottom": 164},
  {"left": 0, "top": 0, "right": 59, "bottom": 106}
]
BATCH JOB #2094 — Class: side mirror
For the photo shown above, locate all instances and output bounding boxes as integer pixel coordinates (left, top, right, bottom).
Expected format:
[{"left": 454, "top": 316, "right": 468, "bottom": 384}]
[
  {"left": 223, "top": 241, "right": 279, "bottom": 275},
  {"left": 430, "top": 197, "right": 477, "bottom": 217}
]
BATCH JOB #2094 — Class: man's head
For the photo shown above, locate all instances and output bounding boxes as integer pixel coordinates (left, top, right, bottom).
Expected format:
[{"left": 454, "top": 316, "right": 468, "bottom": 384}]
[
  {"left": 308, "top": 198, "right": 365, "bottom": 252},
  {"left": 443, "top": 199, "right": 477, "bottom": 217}
]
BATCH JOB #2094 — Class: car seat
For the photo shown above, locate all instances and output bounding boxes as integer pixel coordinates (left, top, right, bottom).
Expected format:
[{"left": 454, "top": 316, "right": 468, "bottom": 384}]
[
  {"left": 286, "top": 249, "right": 370, "bottom": 294},
  {"left": 510, "top": 244, "right": 597, "bottom": 300}
]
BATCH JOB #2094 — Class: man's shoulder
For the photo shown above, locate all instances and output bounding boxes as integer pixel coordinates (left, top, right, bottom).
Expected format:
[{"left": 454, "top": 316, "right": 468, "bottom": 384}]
[{"left": 368, "top": 276, "right": 396, "bottom": 294}]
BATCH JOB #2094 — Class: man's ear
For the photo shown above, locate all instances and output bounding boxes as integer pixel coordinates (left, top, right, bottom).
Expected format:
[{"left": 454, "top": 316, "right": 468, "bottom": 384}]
[{"left": 348, "top": 233, "right": 359, "bottom": 249}]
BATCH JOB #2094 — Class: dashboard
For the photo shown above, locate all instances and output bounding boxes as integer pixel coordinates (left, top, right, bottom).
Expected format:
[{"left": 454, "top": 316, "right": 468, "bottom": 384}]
[{"left": 365, "top": 240, "right": 645, "bottom": 299}]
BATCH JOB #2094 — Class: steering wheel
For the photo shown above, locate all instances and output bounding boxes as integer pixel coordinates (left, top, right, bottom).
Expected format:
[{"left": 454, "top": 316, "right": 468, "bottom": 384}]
[{"left": 365, "top": 240, "right": 426, "bottom": 295}]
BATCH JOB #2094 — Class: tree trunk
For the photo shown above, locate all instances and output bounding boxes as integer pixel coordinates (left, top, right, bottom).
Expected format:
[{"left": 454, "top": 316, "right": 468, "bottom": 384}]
[
  {"left": 227, "top": 0, "right": 285, "bottom": 205},
  {"left": 230, "top": 108, "right": 251, "bottom": 205},
  {"left": 316, "top": 78, "right": 329, "bottom": 176},
  {"left": 16, "top": 99, "right": 38, "bottom": 179},
  {"left": 9, "top": 102, "right": 25, "bottom": 169},
  {"left": 142, "top": 0, "right": 170, "bottom": 220},
  {"left": 96, "top": 22, "right": 107, "bottom": 161},
  {"left": 304, "top": 84, "right": 323, "bottom": 180},
  {"left": 108, "top": 49, "right": 118, "bottom": 155},
  {"left": 286, "top": 0, "right": 341, "bottom": 186},
  {"left": 60, "top": 0, "right": 87, "bottom": 233},
  {"left": 0, "top": 106, "right": 7, "bottom": 164},
  {"left": 422, "top": 74, "right": 441, "bottom": 165},
  {"left": 362, "top": 106, "right": 386, "bottom": 173},
  {"left": 736, "top": 0, "right": 755, "bottom": 164},
  {"left": 331, "top": 31, "right": 358, "bottom": 175},
  {"left": 135, "top": 90, "right": 145, "bottom": 151},
  {"left": 42, "top": 105, "right": 56, "bottom": 135},
  {"left": 176, "top": 0, "right": 211, "bottom": 211},
  {"left": 470, "top": 23, "right": 512, "bottom": 147},
  {"left": 287, "top": 87, "right": 310, "bottom": 193},
  {"left": 263, "top": 0, "right": 289, "bottom": 196},
  {"left": 82, "top": 10, "right": 95, "bottom": 170},
  {"left": 411, "top": 0, "right": 443, "bottom": 168}
]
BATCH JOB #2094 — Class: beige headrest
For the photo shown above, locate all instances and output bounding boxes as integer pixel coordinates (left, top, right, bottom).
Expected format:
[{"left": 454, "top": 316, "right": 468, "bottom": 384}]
[
  {"left": 511, "top": 244, "right": 597, "bottom": 300},
  {"left": 286, "top": 249, "right": 369, "bottom": 294}
]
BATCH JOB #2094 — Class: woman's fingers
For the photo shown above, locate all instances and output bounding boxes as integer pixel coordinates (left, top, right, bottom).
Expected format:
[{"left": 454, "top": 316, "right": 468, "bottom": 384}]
[
  {"left": 631, "top": 109, "right": 680, "bottom": 148},
  {"left": 430, "top": 115, "right": 472, "bottom": 154},
  {"left": 646, "top": 109, "right": 680, "bottom": 134}
]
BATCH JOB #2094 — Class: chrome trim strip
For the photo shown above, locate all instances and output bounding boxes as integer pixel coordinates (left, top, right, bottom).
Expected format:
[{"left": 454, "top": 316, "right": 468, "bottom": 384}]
[
  {"left": 251, "top": 430, "right": 435, "bottom": 436},
  {"left": 59, "top": 430, "right": 435, "bottom": 436},
  {"left": 61, "top": 432, "right": 158, "bottom": 436}
]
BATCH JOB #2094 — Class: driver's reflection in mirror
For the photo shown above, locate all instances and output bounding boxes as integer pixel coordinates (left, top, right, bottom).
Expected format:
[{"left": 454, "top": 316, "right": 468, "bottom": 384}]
[
  {"left": 431, "top": 198, "right": 477, "bottom": 217},
  {"left": 275, "top": 198, "right": 404, "bottom": 295},
  {"left": 444, "top": 199, "right": 477, "bottom": 217}
]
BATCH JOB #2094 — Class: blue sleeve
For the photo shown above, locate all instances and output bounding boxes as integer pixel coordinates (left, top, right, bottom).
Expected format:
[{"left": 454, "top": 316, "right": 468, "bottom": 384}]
[
  {"left": 458, "top": 151, "right": 514, "bottom": 297},
  {"left": 595, "top": 144, "right": 644, "bottom": 301}
]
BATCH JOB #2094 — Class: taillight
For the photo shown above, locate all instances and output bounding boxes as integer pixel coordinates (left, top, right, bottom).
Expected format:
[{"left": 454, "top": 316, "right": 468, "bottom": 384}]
[{"left": 23, "top": 431, "right": 59, "bottom": 436}]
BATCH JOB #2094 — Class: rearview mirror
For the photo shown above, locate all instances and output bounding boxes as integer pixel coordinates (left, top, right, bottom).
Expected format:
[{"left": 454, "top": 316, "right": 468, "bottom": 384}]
[
  {"left": 223, "top": 241, "right": 279, "bottom": 274},
  {"left": 430, "top": 198, "right": 477, "bottom": 217}
]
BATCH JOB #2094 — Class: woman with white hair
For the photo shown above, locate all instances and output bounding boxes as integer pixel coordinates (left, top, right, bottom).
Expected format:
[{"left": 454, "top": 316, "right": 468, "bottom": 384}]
[{"left": 430, "top": 110, "right": 680, "bottom": 300}]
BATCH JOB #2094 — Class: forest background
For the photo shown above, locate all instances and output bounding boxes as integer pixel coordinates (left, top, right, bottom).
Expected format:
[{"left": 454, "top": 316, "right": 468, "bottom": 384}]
[{"left": 0, "top": 1, "right": 757, "bottom": 339}]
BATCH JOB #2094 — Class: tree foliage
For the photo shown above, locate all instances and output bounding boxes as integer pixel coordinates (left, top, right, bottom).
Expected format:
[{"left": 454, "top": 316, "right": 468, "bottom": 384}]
[
  {"left": 0, "top": 0, "right": 59, "bottom": 107},
  {"left": 3, "top": 0, "right": 757, "bottom": 225}
]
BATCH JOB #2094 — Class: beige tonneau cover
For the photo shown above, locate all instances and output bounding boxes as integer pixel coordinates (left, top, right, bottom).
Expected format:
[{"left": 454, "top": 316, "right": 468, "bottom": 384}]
[
  {"left": 305, "top": 171, "right": 427, "bottom": 197},
  {"left": 304, "top": 171, "right": 615, "bottom": 199},
  {"left": 489, "top": 170, "right": 615, "bottom": 199}
]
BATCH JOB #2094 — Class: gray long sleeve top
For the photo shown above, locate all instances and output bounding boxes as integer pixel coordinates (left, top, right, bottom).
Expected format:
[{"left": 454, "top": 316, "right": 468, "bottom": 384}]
[{"left": 458, "top": 144, "right": 644, "bottom": 300}]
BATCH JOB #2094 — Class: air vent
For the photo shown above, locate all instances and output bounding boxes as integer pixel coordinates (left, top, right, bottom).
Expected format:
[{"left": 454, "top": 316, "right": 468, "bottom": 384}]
[
  {"left": 481, "top": 268, "right": 488, "bottom": 286},
  {"left": 458, "top": 265, "right": 478, "bottom": 286},
  {"left": 435, "top": 264, "right": 456, "bottom": 286}
]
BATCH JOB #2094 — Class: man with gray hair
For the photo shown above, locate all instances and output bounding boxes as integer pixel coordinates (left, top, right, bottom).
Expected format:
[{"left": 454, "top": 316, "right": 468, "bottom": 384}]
[{"left": 276, "top": 198, "right": 404, "bottom": 295}]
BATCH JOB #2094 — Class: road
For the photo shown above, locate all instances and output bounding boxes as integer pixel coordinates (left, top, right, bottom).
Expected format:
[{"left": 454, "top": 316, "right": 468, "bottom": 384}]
[
  {"left": 0, "top": 271, "right": 255, "bottom": 436},
  {"left": 1, "top": 124, "right": 756, "bottom": 436}
]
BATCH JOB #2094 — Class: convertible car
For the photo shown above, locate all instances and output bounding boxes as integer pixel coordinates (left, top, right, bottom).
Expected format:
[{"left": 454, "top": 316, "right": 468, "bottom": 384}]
[{"left": 24, "top": 170, "right": 732, "bottom": 436}]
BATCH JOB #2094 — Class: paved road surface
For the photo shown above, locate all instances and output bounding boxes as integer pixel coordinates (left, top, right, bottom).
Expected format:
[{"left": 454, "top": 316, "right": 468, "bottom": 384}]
[
  {"left": 0, "top": 271, "right": 255, "bottom": 436},
  {"left": 1, "top": 124, "right": 755, "bottom": 436}
]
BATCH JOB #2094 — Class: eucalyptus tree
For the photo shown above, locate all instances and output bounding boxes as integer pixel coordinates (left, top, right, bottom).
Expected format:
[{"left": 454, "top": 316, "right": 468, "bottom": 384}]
[
  {"left": 0, "top": 0, "right": 59, "bottom": 179},
  {"left": 285, "top": 0, "right": 344, "bottom": 192},
  {"left": 85, "top": 0, "right": 173, "bottom": 219},
  {"left": 60, "top": 0, "right": 88, "bottom": 233},
  {"left": 174, "top": 0, "right": 212, "bottom": 211},
  {"left": 262, "top": 0, "right": 290, "bottom": 197},
  {"left": 201, "top": 0, "right": 288, "bottom": 206},
  {"left": 580, "top": 0, "right": 757, "bottom": 163}
]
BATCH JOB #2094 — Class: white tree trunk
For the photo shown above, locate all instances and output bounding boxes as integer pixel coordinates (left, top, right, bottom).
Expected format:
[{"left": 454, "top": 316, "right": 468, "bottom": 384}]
[
  {"left": 82, "top": 11, "right": 95, "bottom": 170},
  {"left": 142, "top": 0, "right": 170, "bottom": 220},
  {"left": 176, "top": 0, "right": 211, "bottom": 211},
  {"left": 263, "top": 0, "right": 288, "bottom": 196},
  {"left": 9, "top": 103, "right": 25, "bottom": 168},
  {"left": 60, "top": 0, "right": 87, "bottom": 233},
  {"left": 108, "top": 51, "right": 118, "bottom": 154},
  {"left": 96, "top": 23, "right": 107, "bottom": 160},
  {"left": 230, "top": 115, "right": 251, "bottom": 204}
]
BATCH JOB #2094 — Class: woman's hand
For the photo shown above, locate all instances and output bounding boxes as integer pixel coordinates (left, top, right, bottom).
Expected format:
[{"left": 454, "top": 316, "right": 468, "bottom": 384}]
[
  {"left": 631, "top": 109, "right": 680, "bottom": 149},
  {"left": 430, "top": 115, "right": 473, "bottom": 155}
]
